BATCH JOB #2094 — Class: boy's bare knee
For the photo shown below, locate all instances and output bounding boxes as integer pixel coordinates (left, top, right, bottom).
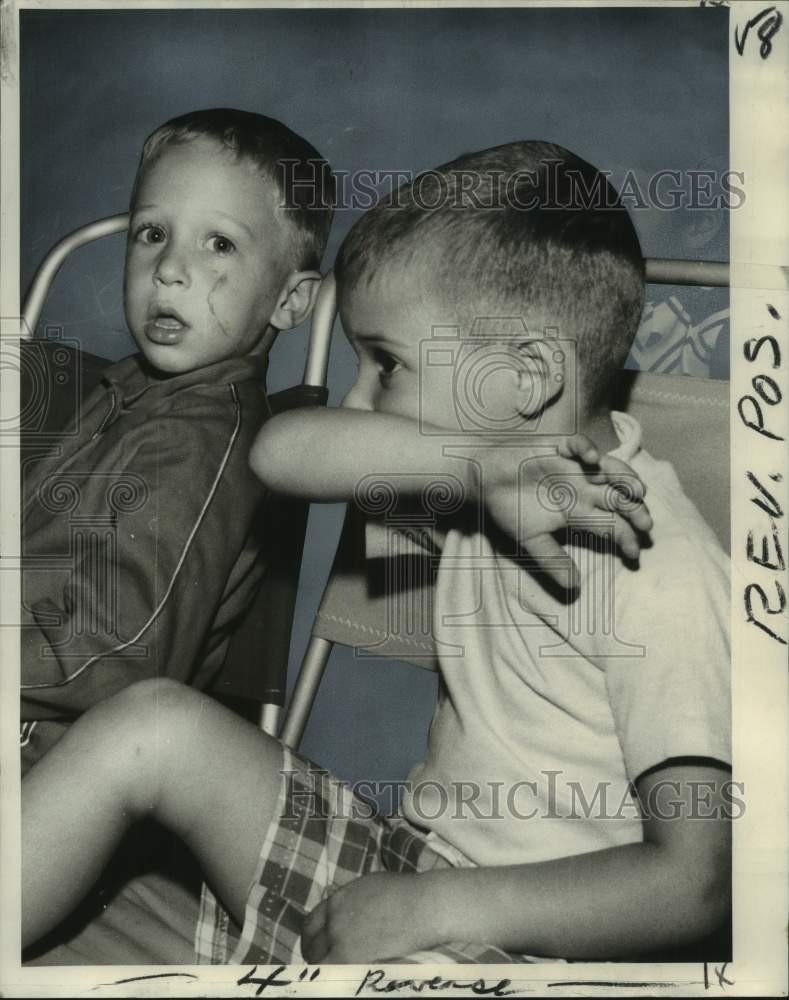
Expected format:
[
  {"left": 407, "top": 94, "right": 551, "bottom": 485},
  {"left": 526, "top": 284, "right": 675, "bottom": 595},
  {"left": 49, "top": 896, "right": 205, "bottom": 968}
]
[
  {"left": 117, "top": 676, "right": 199, "bottom": 715},
  {"left": 120, "top": 676, "right": 213, "bottom": 727},
  {"left": 92, "top": 678, "right": 192, "bottom": 745},
  {"left": 118, "top": 675, "right": 187, "bottom": 702},
  {"left": 92, "top": 679, "right": 208, "bottom": 815},
  {"left": 116, "top": 678, "right": 208, "bottom": 748}
]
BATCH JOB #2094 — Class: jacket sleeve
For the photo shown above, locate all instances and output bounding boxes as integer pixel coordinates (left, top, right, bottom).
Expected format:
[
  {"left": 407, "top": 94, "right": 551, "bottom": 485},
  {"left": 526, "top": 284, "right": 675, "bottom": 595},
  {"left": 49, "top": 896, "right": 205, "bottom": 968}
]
[{"left": 21, "top": 391, "right": 266, "bottom": 720}]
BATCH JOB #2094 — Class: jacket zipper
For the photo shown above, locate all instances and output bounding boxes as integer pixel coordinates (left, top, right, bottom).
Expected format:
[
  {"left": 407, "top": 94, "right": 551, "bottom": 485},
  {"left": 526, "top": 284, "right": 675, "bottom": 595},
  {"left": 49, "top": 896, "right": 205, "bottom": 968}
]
[{"left": 91, "top": 389, "right": 118, "bottom": 439}]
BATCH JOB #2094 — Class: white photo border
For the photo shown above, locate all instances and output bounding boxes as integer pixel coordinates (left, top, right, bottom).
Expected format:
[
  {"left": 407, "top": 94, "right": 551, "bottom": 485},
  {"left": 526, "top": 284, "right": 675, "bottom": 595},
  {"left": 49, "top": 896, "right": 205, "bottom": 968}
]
[{"left": 1, "top": 1, "right": 787, "bottom": 996}]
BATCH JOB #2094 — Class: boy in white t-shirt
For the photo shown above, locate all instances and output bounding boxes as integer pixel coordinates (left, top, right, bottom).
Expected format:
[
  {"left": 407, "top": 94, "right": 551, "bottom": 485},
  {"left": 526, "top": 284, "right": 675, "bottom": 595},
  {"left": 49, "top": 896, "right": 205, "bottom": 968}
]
[{"left": 22, "top": 141, "right": 730, "bottom": 964}]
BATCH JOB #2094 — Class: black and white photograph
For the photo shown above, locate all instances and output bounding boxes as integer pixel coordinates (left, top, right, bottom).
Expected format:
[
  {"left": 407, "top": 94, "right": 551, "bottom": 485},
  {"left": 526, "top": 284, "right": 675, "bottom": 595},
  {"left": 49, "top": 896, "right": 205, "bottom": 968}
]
[{"left": 0, "top": 0, "right": 786, "bottom": 995}]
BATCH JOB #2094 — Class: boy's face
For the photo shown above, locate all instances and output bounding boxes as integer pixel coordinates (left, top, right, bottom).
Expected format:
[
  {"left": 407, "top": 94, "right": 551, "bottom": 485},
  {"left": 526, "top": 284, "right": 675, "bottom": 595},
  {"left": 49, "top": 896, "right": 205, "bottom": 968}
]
[
  {"left": 340, "top": 268, "right": 525, "bottom": 432},
  {"left": 124, "top": 138, "right": 292, "bottom": 375}
]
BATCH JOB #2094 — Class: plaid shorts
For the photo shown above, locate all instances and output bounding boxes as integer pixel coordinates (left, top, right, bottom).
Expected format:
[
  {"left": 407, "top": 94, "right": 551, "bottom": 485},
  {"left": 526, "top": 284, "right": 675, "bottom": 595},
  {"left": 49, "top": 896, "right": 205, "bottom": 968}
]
[{"left": 195, "top": 745, "right": 542, "bottom": 965}]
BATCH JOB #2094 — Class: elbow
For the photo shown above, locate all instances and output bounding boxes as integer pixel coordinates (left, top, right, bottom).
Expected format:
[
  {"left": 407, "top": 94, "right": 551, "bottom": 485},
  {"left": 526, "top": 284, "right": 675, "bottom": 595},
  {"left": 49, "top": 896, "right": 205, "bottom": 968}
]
[
  {"left": 676, "top": 847, "right": 732, "bottom": 941},
  {"left": 700, "top": 855, "right": 732, "bottom": 936}
]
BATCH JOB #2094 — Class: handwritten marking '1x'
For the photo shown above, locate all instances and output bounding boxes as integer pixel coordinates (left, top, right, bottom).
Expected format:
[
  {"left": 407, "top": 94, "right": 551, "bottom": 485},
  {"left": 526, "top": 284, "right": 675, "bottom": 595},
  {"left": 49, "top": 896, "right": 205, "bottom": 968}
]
[
  {"left": 734, "top": 6, "right": 783, "bottom": 58},
  {"left": 703, "top": 962, "right": 734, "bottom": 990}
]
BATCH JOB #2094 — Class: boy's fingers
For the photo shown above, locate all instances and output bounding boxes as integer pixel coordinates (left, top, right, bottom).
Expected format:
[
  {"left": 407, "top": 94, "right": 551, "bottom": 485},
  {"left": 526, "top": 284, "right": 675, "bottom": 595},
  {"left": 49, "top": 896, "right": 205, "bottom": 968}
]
[
  {"left": 302, "top": 900, "right": 329, "bottom": 961},
  {"left": 596, "top": 486, "right": 653, "bottom": 534},
  {"left": 625, "top": 500, "right": 654, "bottom": 534},
  {"left": 303, "top": 898, "right": 327, "bottom": 934},
  {"left": 572, "top": 500, "right": 651, "bottom": 559},
  {"left": 610, "top": 515, "right": 641, "bottom": 561},
  {"left": 548, "top": 447, "right": 649, "bottom": 512},
  {"left": 303, "top": 926, "right": 331, "bottom": 964},
  {"left": 595, "top": 457, "right": 647, "bottom": 501},
  {"left": 609, "top": 475, "right": 646, "bottom": 504},
  {"left": 582, "top": 468, "right": 609, "bottom": 486},
  {"left": 590, "top": 476, "right": 647, "bottom": 515},
  {"left": 558, "top": 434, "right": 600, "bottom": 464},
  {"left": 525, "top": 534, "right": 580, "bottom": 591}
]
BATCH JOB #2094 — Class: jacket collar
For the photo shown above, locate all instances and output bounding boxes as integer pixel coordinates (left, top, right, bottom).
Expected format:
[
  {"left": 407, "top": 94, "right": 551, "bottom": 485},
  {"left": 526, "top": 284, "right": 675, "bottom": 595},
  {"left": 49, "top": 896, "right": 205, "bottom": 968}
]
[{"left": 103, "top": 351, "right": 269, "bottom": 409}]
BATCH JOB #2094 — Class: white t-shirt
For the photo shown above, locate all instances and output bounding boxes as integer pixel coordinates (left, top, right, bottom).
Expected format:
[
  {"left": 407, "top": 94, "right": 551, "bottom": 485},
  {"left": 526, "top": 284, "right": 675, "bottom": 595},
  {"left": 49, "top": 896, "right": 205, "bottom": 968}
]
[{"left": 400, "top": 412, "right": 731, "bottom": 866}]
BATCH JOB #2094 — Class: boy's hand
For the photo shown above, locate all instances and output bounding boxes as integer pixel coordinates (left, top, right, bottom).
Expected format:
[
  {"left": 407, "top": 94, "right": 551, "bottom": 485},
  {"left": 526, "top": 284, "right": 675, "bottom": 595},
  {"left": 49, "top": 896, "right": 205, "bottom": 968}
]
[
  {"left": 301, "top": 871, "right": 438, "bottom": 964},
  {"left": 476, "top": 434, "right": 653, "bottom": 588}
]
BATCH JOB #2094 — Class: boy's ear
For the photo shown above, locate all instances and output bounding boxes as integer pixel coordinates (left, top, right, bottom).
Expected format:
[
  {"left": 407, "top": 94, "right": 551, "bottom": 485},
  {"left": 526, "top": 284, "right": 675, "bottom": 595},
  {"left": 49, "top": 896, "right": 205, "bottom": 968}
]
[
  {"left": 512, "top": 339, "right": 566, "bottom": 417},
  {"left": 269, "top": 271, "right": 323, "bottom": 331}
]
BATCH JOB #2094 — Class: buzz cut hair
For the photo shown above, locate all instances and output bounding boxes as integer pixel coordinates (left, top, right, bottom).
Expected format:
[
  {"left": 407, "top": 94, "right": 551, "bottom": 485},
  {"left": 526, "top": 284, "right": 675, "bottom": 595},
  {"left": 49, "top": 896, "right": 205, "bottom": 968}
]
[
  {"left": 335, "top": 140, "right": 645, "bottom": 412},
  {"left": 131, "top": 108, "right": 335, "bottom": 272}
]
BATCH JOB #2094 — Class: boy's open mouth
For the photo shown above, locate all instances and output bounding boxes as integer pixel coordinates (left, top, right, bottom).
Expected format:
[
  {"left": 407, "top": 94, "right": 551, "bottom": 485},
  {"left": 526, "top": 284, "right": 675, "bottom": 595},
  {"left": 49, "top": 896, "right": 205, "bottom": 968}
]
[{"left": 145, "top": 307, "right": 189, "bottom": 345}]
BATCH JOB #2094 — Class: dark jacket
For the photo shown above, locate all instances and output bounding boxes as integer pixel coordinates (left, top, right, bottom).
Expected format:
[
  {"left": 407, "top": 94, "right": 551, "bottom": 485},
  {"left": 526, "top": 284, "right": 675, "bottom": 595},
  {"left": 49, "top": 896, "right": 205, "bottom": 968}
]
[{"left": 21, "top": 350, "right": 271, "bottom": 769}]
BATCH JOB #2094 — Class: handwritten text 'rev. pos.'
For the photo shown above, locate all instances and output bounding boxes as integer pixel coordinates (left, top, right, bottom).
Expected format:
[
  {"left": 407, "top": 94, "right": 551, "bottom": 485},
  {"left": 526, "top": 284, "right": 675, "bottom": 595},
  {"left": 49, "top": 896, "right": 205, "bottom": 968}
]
[{"left": 738, "top": 303, "right": 786, "bottom": 646}]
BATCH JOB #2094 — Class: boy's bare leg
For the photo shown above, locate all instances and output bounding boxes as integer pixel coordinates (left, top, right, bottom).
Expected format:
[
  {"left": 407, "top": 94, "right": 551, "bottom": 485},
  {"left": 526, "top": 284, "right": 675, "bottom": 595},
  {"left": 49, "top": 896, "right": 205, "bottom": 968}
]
[{"left": 22, "top": 679, "right": 291, "bottom": 947}]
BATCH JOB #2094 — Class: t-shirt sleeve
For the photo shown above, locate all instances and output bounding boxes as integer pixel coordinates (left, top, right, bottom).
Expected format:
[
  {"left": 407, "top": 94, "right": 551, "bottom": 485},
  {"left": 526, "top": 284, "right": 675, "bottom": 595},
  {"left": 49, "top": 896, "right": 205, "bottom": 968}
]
[
  {"left": 20, "top": 393, "right": 265, "bottom": 719},
  {"left": 604, "top": 536, "right": 731, "bottom": 784}
]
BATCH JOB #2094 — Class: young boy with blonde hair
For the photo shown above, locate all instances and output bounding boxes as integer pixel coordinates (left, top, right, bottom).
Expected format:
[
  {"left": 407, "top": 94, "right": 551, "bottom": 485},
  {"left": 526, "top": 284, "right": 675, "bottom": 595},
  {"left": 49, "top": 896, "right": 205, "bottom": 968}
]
[{"left": 21, "top": 108, "right": 333, "bottom": 769}]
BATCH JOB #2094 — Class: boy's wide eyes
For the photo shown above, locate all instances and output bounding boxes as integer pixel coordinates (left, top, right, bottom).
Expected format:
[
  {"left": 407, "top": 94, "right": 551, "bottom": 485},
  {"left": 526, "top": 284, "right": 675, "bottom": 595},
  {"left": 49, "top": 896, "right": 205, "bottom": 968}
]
[
  {"left": 132, "top": 224, "right": 236, "bottom": 256},
  {"left": 135, "top": 223, "right": 166, "bottom": 245},
  {"left": 207, "top": 235, "right": 236, "bottom": 255}
]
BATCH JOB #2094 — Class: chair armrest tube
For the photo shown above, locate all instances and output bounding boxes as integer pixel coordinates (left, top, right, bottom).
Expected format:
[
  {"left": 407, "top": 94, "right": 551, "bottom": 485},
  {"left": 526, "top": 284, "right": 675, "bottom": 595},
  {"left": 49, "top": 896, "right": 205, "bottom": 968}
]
[
  {"left": 303, "top": 272, "right": 336, "bottom": 388},
  {"left": 22, "top": 215, "right": 129, "bottom": 337},
  {"left": 645, "top": 259, "right": 729, "bottom": 287}
]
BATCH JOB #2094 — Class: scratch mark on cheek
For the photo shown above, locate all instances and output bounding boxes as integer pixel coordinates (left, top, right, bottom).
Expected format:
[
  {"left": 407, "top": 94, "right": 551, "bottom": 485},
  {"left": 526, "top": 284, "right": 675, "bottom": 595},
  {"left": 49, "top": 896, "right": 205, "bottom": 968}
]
[{"left": 207, "top": 273, "right": 230, "bottom": 337}]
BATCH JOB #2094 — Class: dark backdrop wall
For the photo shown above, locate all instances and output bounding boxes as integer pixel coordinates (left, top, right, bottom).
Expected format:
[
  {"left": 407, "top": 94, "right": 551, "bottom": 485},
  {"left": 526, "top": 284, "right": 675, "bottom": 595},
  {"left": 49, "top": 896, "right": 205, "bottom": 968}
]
[{"left": 20, "top": 6, "right": 729, "bottom": 789}]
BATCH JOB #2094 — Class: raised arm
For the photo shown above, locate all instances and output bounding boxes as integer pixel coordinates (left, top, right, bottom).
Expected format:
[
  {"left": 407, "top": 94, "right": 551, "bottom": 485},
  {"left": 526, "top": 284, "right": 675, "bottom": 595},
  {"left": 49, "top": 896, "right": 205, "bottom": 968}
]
[
  {"left": 250, "top": 407, "right": 474, "bottom": 502},
  {"left": 250, "top": 407, "right": 652, "bottom": 571}
]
